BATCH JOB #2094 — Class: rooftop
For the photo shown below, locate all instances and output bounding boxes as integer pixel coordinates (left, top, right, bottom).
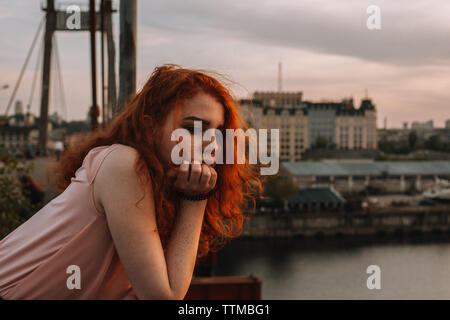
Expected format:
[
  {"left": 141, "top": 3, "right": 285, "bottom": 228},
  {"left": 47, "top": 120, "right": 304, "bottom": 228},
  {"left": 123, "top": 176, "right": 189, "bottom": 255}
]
[
  {"left": 288, "top": 187, "right": 346, "bottom": 205},
  {"left": 282, "top": 161, "right": 450, "bottom": 177}
]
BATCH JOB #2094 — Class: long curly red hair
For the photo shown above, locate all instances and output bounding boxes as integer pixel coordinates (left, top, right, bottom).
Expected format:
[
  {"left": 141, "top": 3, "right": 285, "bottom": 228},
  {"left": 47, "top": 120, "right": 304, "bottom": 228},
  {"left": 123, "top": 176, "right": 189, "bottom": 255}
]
[{"left": 54, "top": 64, "right": 263, "bottom": 258}]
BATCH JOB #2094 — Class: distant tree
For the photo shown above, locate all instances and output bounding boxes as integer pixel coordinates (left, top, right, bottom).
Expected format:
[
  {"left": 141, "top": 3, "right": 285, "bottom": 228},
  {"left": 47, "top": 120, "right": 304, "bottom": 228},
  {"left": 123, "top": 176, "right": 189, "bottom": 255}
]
[
  {"left": 0, "top": 149, "right": 43, "bottom": 239},
  {"left": 62, "top": 120, "right": 91, "bottom": 134},
  {"left": 263, "top": 175, "right": 298, "bottom": 203},
  {"left": 375, "top": 153, "right": 388, "bottom": 161},
  {"left": 314, "top": 136, "right": 328, "bottom": 149},
  {"left": 425, "top": 135, "right": 442, "bottom": 151},
  {"left": 379, "top": 139, "right": 410, "bottom": 155},
  {"left": 408, "top": 131, "right": 418, "bottom": 150},
  {"left": 378, "top": 139, "right": 395, "bottom": 154},
  {"left": 415, "top": 141, "right": 425, "bottom": 150}
]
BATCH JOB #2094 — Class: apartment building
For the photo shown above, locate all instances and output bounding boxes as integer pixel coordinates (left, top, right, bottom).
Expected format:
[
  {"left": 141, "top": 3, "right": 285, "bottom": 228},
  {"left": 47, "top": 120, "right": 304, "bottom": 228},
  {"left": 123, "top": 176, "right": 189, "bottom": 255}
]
[
  {"left": 253, "top": 91, "right": 303, "bottom": 108},
  {"left": 335, "top": 98, "right": 377, "bottom": 150},
  {"left": 303, "top": 101, "right": 337, "bottom": 148},
  {"left": 240, "top": 97, "right": 308, "bottom": 161},
  {"left": 238, "top": 93, "right": 378, "bottom": 161},
  {"left": 261, "top": 106, "right": 308, "bottom": 161}
]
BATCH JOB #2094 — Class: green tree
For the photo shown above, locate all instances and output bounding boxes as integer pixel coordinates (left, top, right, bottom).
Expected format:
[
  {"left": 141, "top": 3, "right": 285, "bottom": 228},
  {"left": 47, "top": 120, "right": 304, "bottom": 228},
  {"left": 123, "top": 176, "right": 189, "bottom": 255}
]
[
  {"left": 408, "top": 131, "right": 418, "bottom": 150},
  {"left": 62, "top": 120, "right": 90, "bottom": 134},
  {"left": 262, "top": 175, "right": 298, "bottom": 203},
  {"left": 314, "top": 136, "right": 328, "bottom": 149},
  {"left": 425, "top": 135, "right": 442, "bottom": 151},
  {"left": 0, "top": 149, "right": 42, "bottom": 239},
  {"left": 378, "top": 139, "right": 394, "bottom": 153}
]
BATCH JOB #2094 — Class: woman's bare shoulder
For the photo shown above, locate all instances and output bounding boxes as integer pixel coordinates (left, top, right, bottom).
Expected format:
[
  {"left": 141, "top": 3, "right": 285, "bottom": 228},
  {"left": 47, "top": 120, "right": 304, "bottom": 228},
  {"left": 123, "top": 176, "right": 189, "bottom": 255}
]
[
  {"left": 98, "top": 144, "right": 145, "bottom": 183},
  {"left": 110, "top": 144, "right": 140, "bottom": 164},
  {"left": 94, "top": 144, "right": 152, "bottom": 213}
]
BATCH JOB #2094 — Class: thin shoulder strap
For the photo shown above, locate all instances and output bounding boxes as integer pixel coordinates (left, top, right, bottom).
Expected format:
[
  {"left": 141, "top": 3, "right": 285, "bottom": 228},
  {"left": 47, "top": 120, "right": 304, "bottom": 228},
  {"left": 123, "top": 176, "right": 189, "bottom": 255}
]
[{"left": 85, "top": 144, "right": 123, "bottom": 185}]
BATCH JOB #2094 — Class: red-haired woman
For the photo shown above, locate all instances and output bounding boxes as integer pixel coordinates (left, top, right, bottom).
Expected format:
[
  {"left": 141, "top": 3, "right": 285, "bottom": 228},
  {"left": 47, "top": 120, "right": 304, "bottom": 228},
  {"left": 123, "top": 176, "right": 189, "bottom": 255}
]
[{"left": 0, "top": 65, "right": 262, "bottom": 300}]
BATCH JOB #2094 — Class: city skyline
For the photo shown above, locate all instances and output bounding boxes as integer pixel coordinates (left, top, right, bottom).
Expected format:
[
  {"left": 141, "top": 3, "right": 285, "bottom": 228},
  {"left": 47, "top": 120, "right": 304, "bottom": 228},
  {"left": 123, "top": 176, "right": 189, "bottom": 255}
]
[{"left": 1, "top": 0, "right": 449, "bottom": 128}]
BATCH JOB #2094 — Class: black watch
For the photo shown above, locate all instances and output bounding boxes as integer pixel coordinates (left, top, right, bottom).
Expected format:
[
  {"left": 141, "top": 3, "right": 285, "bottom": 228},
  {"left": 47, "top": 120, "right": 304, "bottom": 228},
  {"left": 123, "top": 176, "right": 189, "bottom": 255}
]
[{"left": 175, "top": 190, "right": 213, "bottom": 201}]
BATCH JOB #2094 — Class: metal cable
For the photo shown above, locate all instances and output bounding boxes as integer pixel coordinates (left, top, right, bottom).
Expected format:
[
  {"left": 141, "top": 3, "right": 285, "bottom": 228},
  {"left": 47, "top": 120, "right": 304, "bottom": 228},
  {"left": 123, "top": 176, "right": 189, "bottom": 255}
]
[{"left": 4, "top": 17, "right": 45, "bottom": 117}]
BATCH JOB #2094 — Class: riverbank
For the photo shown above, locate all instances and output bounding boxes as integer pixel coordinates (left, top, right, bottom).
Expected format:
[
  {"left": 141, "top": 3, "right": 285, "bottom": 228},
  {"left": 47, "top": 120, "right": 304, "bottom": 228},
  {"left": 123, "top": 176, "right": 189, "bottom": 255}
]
[{"left": 241, "top": 205, "right": 450, "bottom": 239}]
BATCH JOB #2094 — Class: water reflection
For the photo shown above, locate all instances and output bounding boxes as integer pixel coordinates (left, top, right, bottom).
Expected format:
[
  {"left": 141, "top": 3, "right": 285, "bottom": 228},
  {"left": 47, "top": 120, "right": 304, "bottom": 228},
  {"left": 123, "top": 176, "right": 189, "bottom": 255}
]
[{"left": 215, "top": 235, "right": 450, "bottom": 299}]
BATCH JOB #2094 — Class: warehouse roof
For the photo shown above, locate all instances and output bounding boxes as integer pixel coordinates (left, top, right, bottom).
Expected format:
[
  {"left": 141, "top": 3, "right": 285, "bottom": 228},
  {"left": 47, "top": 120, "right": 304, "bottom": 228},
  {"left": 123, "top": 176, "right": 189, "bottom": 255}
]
[
  {"left": 288, "top": 187, "right": 346, "bottom": 205},
  {"left": 282, "top": 161, "right": 450, "bottom": 177}
]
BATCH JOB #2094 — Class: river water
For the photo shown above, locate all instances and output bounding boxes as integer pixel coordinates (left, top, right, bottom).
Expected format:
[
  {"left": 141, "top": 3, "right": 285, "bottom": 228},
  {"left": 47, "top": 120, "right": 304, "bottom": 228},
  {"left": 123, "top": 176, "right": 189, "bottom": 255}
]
[{"left": 214, "top": 236, "right": 450, "bottom": 299}]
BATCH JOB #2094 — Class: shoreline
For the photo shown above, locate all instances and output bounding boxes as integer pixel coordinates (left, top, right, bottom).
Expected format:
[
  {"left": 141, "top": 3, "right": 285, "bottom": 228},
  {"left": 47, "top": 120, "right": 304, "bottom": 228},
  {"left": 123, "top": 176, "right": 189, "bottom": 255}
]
[{"left": 241, "top": 206, "right": 450, "bottom": 239}]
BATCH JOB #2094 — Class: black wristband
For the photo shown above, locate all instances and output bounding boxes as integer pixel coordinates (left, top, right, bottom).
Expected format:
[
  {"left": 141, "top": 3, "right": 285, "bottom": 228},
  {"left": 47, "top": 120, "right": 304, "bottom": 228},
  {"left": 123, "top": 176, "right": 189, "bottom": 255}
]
[{"left": 175, "top": 190, "right": 213, "bottom": 201}]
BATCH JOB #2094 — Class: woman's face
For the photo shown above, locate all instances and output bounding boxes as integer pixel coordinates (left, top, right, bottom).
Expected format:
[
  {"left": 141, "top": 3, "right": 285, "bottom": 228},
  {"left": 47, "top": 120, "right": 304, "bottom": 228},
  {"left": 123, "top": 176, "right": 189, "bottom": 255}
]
[{"left": 156, "top": 91, "right": 225, "bottom": 171}]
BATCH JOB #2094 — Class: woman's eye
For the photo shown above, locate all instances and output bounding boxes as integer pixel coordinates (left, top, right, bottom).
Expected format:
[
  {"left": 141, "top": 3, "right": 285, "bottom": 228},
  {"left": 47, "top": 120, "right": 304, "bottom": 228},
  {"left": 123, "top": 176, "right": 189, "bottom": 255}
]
[{"left": 184, "top": 126, "right": 203, "bottom": 133}]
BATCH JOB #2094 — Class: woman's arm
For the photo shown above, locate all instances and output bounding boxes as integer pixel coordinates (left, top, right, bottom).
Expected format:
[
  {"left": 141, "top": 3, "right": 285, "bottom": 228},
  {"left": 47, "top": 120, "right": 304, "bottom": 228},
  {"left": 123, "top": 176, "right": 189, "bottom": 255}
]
[
  {"left": 94, "top": 146, "right": 215, "bottom": 299},
  {"left": 164, "top": 197, "right": 207, "bottom": 298}
]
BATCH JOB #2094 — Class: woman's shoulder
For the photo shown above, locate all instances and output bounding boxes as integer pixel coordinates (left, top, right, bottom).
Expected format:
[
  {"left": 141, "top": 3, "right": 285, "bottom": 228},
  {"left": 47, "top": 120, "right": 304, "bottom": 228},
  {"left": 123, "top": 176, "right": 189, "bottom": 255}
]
[
  {"left": 93, "top": 144, "right": 153, "bottom": 216},
  {"left": 98, "top": 144, "right": 141, "bottom": 173},
  {"left": 110, "top": 143, "right": 140, "bottom": 157},
  {"left": 82, "top": 143, "right": 140, "bottom": 182}
]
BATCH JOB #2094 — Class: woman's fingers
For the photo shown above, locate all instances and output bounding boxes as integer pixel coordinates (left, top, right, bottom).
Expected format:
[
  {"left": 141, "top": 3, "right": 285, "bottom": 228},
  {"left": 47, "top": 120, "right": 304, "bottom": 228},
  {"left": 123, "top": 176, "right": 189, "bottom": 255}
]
[
  {"left": 199, "top": 164, "right": 211, "bottom": 187},
  {"left": 174, "top": 161, "right": 190, "bottom": 187},
  {"left": 208, "top": 167, "right": 217, "bottom": 189},
  {"left": 189, "top": 161, "right": 202, "bottom": 184},
  {"left": 172, "top": 161, "right": 218, "bottom": 195}
]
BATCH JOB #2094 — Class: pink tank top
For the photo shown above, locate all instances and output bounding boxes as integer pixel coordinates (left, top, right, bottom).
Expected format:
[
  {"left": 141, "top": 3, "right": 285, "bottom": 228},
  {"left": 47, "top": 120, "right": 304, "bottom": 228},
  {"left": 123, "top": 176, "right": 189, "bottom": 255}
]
[{"left": 0, "top": 143, "right": 137, "bottom": 299}]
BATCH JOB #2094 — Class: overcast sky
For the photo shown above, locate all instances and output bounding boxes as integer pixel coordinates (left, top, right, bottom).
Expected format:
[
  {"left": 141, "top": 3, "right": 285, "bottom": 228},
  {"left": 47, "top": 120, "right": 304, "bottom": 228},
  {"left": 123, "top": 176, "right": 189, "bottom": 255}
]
[{"left": 0, "top": 0, "right": 449, "bottom": 128}]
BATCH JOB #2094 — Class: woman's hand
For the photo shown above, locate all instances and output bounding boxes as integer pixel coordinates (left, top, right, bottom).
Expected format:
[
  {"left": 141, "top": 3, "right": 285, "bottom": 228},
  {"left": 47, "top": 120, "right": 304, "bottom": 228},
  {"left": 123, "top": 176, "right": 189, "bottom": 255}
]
[{"left": 167, "top": 160, "right": 217, "bottom": 196}]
